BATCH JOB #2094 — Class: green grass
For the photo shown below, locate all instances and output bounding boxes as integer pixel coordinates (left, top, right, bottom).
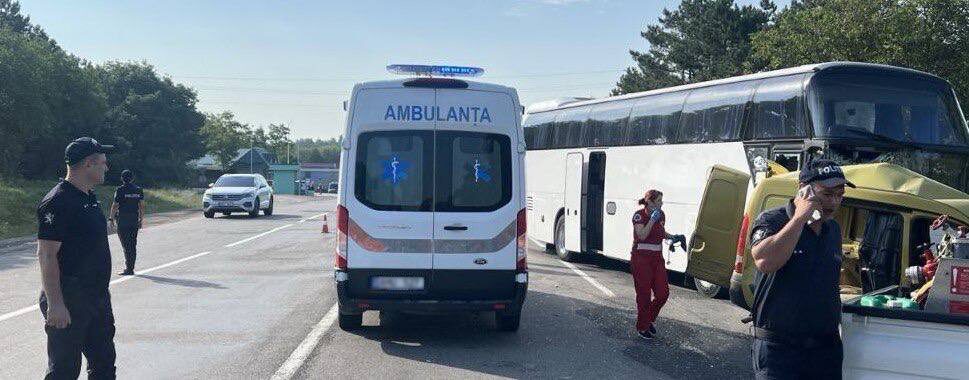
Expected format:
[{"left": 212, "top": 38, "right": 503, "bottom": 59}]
[{"left": 0, "top": 179, "right": 202, "bottom": 240}]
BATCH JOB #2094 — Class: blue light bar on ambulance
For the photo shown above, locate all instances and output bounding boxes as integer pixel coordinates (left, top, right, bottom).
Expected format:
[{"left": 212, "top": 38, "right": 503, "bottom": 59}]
[{"left": 387, "top": 64, "right": 484, "bottom": 77}]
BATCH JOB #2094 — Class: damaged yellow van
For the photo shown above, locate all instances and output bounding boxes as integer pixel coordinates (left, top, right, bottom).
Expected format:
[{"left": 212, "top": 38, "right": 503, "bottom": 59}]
[{"left": 687, "top": 162, "right": 969, "bottom": 378}]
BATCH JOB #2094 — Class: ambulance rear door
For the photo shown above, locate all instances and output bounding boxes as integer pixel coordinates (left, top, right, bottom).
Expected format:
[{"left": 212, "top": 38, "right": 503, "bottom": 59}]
[
  {"left": 343, "top": 87, "right": 437, "bottom": 297},
  {"left": 432, "top": 86, "right": 522, "bottom": 300}
]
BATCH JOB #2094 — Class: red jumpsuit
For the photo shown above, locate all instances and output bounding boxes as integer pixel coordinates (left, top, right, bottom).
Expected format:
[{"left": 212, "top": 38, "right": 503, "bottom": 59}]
[{"left": 630, "top": 208, "right": 670, "bottom": 332}]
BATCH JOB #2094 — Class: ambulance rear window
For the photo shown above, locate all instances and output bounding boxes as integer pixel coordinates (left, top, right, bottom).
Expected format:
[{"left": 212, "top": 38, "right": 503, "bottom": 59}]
[
  {"left": 354, "top": 130, "right": 511, "bottom": 212},
  {"left": 434, "top": 132, "right": 512, "bottom": 212},
  {"left": 354, "top": 131, "right": 433, "bottom": 211}
]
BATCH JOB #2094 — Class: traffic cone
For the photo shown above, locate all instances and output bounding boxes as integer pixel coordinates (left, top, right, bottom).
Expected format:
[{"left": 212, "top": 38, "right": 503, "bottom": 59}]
[{"left": 321, "top": 214, "right": 329, "bottom": 234}]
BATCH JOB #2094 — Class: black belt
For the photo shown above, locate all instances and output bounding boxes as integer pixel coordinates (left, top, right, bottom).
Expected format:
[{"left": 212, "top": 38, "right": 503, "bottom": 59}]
[{"left": 754, "top": 327, "right": 840, "bottom": 349}]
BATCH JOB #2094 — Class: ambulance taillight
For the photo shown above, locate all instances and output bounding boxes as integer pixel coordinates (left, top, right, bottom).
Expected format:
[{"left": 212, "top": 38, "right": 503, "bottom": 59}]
[
  {"left": 516, "top": 209, "right": 527, "bottom": 271},
  {"left": 336, "top": 204, "right": 349, "bottom": 270}
]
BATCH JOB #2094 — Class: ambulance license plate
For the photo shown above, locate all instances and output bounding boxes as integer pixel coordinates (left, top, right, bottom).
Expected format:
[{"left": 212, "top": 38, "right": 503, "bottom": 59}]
[
  {"left": 371, "top": 276, "right": 424, "bottom": 291},
  {"left": 218, "top": 201, "right": 232, "bottom": 207}
]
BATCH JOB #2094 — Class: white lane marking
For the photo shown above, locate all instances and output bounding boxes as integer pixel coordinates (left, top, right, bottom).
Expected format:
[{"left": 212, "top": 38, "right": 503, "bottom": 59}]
[
  {"left": 271, "top": 303, "right": 339, "bottom": 380},
  {"left": 2, "top": 219, "right": 297, "bottom": 323},
  {"left": 0, "top": 250, "right": 213, "bottom": 323},
  {"left": 297, "top": 213, "right": 325, "bottom": 224},
  {"left": 224, "top": 224, "right": 293, "bottom": 247},
  {"left": 0, "top": 304, "right": 38, "bottom": 322},
  {"left": 559, "top": 260, "right": 616, "bottom": 298}
]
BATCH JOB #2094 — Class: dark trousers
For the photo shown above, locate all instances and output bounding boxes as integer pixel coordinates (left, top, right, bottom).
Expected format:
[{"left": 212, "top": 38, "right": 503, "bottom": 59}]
[
  {"left": 630, "top": 252, "right": 669, "bottom": 332},
  {"left": 39, "top": 293, "right": 117, "bottom": 380},
  {"left": 752, "top": 337, "right": 843, "bottom": 380},
  {"left": 118, "top": 226, "right": 138, "bottom": 271}
]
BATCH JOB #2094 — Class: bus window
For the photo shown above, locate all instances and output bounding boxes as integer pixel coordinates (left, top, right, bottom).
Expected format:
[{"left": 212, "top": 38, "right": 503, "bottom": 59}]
[
  {"left": 354, "top": 131, "right": 434, "bottom": 211},
  {"left": 749, "top": 75, "right": 808, "bottom": 139},
  {"left": 556, "top": 106, "right": 591, "bottom": 148},
  {"left": 679, "top": 82, "right": 756, "bottom": 143},
  {"left": 810, "top": 74, "right": 968, "bottom": 147},
  {"left": 590, "top": 100, "right": 632, "bottom": 147},
  {"left": 627, "top": 91, "right": 687, "bottom": 146},
  {"left": 523, "top": 112, "right": 555, "bottom": 150}
]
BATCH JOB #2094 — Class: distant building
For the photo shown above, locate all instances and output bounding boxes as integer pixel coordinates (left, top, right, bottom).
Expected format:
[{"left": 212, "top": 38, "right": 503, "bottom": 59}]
[
  {"left": 299, "top": 162, "right": 339, "bottom": 192},
  {"left": 227, "top": 148, "right": 276, "bottom": 176},
  {"left": 187, "top": 154, "right": 223, "bottom": 188},
  {"left": 268, "top": 164, "right": 300, "bottom": 195}
]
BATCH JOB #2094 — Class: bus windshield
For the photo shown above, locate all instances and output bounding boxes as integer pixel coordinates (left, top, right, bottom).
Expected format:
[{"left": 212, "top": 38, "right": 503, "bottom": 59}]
[{"left": 811, "top": 74, "right": 968, "bottom": 147}]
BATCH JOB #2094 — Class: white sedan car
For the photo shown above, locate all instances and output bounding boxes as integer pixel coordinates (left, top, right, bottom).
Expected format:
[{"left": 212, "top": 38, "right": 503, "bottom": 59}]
[{"left": 202, "top": 174, "right": 274, "bottom": 218}]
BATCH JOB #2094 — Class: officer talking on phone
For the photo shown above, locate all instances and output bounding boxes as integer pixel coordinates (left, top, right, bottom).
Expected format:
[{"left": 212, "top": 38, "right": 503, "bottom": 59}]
[{"left": 747, "top": 159, "right": 854, "bottom": 379}]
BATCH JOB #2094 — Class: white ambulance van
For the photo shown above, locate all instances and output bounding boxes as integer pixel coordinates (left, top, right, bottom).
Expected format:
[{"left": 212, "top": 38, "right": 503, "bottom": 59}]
[{"left": 334, "top": 65, "right": 528, "bottom": 332}]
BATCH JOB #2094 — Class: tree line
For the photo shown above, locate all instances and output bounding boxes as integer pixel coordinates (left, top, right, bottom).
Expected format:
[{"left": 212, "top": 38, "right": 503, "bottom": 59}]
[
  {"left": 0, "top": 1, "right": 327, "bottom": 186},
  {"left": 615, "top": 0, "right": 969, "bottom": 115}
]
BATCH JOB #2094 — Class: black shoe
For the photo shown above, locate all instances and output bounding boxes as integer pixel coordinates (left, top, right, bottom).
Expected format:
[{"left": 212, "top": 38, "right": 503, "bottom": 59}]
[
  {"left": 649, "top": 324, "right": 657, "bottom": 336},
  {"left": 119, "top": 270, "right": 134, "bottom": 276},
  {"left": 638, "top": 330, "right": 654, "bottom": 340}
]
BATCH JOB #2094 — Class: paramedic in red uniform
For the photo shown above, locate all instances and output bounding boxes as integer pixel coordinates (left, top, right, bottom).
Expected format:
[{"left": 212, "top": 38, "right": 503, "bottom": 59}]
[{"left": 631, "top": 189, "right": 684, "bottom": 340}]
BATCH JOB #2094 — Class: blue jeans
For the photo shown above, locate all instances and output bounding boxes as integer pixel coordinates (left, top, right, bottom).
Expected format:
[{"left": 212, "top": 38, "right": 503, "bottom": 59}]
[{"left": 752, "top": 337, "right": 842, "bottom": 380}]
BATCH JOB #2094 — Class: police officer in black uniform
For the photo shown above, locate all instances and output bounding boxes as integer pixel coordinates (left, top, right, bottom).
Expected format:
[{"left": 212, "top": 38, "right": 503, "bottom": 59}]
[
  {"left": 109, "top": 170, "right": 144, "bottom": 275},
  {"left": 36, "top": 137, "right": 117, "bottom": 379},
  {"left": 748, "top": 159, "right": 853, "bottom": 379}
]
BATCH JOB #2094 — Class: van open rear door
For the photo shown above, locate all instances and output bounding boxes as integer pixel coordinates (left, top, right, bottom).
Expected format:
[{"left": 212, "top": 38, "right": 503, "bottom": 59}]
[{"left": 687, "top": 164, "right": 750, "bottom": 287}]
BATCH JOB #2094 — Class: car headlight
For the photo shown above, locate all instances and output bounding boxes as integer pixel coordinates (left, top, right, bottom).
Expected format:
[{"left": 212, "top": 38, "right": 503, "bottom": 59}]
[
  {"left": 245, "top": 191, "right": 256, "bottom": 198},
  {"left": 203, "top": 193, "right": 212, "bottom": 200}
]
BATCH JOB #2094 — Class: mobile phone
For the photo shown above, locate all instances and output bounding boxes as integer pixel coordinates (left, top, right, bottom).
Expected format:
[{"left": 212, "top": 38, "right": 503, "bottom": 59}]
[{"left": 798, "top": 185, "right": 822, "bottom": 223}]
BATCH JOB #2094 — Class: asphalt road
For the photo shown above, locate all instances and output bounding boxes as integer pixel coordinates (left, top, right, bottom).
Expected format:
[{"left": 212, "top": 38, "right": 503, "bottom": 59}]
[{"left": 0, "top": 195, "right": 753, "bottom": 379}]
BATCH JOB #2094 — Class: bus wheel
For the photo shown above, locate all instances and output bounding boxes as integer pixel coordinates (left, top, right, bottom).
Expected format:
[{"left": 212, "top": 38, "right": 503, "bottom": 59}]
[
  {"left": 554, "top": 216, "right": 579, "bottom": 262},
  {"left": 694, "top": 278, "right": 726, "bottom": 298}
]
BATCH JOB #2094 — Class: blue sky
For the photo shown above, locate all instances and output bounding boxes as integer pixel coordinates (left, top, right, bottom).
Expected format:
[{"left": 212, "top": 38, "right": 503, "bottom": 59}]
[{"left": 19, "top": 0, "right": 788, "bottom": 139}]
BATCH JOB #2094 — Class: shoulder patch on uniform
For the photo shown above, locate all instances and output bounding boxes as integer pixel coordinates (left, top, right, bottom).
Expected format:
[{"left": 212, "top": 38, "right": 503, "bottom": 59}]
[
  {"left": 633, "top": 213, "right": 642, "bottom": 222},
  {"left": 43, "top": 212, "right": 55, "bottom": 225}
]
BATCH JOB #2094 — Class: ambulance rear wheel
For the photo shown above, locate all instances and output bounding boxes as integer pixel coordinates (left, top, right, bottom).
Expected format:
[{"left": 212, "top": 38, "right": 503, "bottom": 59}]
[
  {"left": 554, "top": 216, "right": 579, "bottom": 262},
  {"left": 694, "top": 278, "right": 726, "bottom": 299},
  {"left": 339, "top": 313, "right": 362, "bottom": 331}
]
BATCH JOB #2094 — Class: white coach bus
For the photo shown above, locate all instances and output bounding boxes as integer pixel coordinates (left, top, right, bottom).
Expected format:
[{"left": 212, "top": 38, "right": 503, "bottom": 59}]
[{"left": 523, "top": 62, "right": 969, "bottom": 296}]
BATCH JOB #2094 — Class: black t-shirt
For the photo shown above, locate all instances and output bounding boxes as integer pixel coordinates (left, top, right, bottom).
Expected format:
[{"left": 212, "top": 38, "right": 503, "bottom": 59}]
[
  {"left": 37, "top": 180, "right": 112, "bottom": 297},
  {"left": 113, "top": 183, "right": 144, "bottom": 227},
  {"left": 749, "top": 202, "right": 843, "bottom": 337}
]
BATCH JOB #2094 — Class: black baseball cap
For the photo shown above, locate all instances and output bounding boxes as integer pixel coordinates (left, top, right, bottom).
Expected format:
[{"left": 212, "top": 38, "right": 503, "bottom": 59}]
[
  {"left": 799, "top": 159, "right": 856, "bottom": 188},
  {"left": 65, "top": 137, "right": 115, "bottom": 165}
]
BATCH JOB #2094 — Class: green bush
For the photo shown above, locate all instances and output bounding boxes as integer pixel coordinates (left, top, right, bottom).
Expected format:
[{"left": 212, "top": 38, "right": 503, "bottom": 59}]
[{"left": 0, "top": 179, "right": 201, "bottom": 240}]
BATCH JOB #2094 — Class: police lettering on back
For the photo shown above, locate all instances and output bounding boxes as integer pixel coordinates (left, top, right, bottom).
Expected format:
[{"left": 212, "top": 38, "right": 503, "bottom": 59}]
[{"left": 384, "top": 105, "right": 492, "bottom": 123}]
